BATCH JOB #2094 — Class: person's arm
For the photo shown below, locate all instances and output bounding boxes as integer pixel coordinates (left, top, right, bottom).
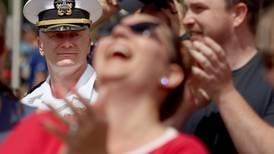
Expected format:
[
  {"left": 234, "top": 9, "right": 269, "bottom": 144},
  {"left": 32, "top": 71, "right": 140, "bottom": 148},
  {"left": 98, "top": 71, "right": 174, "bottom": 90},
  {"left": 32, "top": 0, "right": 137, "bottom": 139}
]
[
  {"left": 190, "top": 36, "right": 274, "bottom": 153},
  {"left": 215, "top": 86, "right": 274, "bottom": 153}
]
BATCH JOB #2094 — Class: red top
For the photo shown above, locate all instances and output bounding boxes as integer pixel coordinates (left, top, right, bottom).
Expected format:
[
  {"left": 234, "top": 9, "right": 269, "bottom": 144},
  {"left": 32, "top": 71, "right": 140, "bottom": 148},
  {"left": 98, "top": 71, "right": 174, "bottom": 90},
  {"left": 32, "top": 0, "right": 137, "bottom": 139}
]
[
  {"left": 0, "top": 112, "right": 65, "bottom": 154},
  {"left": 150, "top": 134, "right": 208, "bottom": 154},
  {"left": 0, "top": 112, "right": 208, "bottom": 154}
]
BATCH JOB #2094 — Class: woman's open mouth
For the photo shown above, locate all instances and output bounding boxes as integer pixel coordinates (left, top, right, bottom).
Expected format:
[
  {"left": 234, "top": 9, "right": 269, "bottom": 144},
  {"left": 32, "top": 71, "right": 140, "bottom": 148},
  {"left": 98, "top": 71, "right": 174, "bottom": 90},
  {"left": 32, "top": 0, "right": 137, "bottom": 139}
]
[{"left": 108, "top": 45, "right": 131, "bottom": 60}]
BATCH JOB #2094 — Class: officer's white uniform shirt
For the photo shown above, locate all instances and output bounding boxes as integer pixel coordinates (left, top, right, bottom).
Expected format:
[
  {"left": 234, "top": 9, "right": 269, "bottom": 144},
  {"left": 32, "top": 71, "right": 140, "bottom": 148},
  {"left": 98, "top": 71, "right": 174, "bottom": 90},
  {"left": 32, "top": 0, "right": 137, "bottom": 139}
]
[{"left": 21, "top": 64, "right": 97, "bottom": 116}]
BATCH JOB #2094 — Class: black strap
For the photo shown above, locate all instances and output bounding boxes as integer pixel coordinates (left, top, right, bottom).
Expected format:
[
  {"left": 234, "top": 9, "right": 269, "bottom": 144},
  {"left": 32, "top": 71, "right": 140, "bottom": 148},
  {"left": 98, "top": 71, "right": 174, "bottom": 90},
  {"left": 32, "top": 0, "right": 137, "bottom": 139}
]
[{"left": 27, "top": 80, "right": 46, "bottom": 94}]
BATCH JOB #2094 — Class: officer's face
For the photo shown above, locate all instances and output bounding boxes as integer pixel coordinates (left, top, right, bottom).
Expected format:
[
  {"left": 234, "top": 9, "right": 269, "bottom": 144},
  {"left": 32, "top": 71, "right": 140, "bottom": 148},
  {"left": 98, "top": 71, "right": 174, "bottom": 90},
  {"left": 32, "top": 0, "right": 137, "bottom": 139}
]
[{"left": 38, "top": 29, "right": 91, "bottom": 71}]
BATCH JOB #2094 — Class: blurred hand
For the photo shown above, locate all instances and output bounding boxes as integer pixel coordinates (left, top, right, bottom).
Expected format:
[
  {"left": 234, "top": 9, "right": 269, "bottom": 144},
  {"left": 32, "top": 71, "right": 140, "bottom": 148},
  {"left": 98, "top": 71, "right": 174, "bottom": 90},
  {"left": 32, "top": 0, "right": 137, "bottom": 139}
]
[
  {"left": 183, "top": 77, "right": 210, "bottom": 112},
  {"left": 92, "top": 0, "right": 120, "bottom": 28},
  {"left": 165, "top": 76, "right": 210, "bottom": 128},
  {"left": 189, "top": 36, "right": 234, "bottom": 102},
  {"left": 100, "top": 0, "right": 119, "bottom": 16},
  {"left": 43, "top": 88, "right": 108, "bottom": 154}
]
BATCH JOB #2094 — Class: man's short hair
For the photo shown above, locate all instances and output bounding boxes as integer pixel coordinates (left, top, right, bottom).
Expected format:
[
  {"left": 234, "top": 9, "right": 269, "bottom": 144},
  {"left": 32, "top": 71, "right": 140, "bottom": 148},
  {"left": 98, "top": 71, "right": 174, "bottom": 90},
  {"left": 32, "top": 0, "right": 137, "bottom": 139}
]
[{"left": 225, "top": 0, "right": 262, "bottom": 34}]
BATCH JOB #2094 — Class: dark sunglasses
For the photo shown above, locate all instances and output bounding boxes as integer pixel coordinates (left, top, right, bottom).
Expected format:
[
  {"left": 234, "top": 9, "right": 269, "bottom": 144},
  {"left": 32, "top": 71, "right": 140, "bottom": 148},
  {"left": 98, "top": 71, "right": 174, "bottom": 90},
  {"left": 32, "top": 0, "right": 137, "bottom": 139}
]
[
  {"left": 140, "top": 0, "right": 170, "bottom": 7},
  {"left": 108, "top": 21, "right": 160, "bottom": 37},
  {"left": 126, "top": 22, "right": 159, "bottom": 35},
  {"left": 261, "top": 51, "right": 274, "bottom": 70}
]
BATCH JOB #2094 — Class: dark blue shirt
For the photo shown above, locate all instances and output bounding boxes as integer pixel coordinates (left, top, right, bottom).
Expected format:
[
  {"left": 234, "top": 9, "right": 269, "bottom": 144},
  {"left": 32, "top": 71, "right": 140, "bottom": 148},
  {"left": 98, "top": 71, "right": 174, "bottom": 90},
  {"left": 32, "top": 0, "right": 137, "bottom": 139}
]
[
  {"left": 0, "top": 84, "right": 34, "bottom": 142},
  {"left": 182, "top": 53, "right": 274, "bottom": 153},
  {"left": 28, "top": 48, "right": 48, "bottom": 90}
]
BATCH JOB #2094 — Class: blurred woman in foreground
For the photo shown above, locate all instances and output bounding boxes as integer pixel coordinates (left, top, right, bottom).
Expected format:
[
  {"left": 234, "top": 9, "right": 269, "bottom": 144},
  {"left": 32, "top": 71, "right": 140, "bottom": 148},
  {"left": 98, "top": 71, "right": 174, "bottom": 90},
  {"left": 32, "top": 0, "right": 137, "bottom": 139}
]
[
  {"left": 84, "top": 13, "right": 206, "bottom": 154},
  {"left": 0, "top": 14, "right": 207, "bottom": 154}
]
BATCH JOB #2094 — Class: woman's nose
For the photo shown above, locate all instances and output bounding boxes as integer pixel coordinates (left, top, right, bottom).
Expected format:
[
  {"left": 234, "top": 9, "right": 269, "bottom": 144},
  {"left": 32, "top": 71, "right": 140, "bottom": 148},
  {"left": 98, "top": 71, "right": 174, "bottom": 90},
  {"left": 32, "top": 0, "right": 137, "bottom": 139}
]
[{"left": 111, "top": 24, "right": 131, "bottom": 38}]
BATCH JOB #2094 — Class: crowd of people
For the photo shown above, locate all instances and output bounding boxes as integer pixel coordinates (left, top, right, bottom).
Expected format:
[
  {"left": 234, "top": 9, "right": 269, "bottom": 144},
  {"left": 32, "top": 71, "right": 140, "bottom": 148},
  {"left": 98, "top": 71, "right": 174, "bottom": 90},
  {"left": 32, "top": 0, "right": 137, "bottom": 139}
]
[{"left": 1, "top": 0, "right": 274, "bottom": 153}]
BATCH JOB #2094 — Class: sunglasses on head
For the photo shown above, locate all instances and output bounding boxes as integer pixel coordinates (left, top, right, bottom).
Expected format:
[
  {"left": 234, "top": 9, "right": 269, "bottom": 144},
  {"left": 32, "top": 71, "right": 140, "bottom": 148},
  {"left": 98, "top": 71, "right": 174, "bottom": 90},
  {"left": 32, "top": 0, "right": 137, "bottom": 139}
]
[
  {"left": 126, "top": 22, "right": 159, "bottom": 35},
  {"left": 108, "top": 21, "right": 160, "bottom": 37}
]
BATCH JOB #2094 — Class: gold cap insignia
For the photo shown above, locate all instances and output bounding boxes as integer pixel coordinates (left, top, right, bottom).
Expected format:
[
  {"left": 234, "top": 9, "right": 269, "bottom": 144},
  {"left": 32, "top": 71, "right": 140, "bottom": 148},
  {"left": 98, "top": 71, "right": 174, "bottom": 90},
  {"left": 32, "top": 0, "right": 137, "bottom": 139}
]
[{"left": 54, "top": 0, "right": 75, "bottom": 16}]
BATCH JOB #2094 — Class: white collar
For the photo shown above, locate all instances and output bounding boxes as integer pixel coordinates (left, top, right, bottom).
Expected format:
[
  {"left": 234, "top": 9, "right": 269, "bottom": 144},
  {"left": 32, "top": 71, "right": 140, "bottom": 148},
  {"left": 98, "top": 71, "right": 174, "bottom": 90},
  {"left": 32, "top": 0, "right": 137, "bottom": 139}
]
[
  {"left": 21, "top": 64, "right": 97, "bottom": 116},
  {"left": 127, "top": 127, "right": 178, "bottom": 154}
]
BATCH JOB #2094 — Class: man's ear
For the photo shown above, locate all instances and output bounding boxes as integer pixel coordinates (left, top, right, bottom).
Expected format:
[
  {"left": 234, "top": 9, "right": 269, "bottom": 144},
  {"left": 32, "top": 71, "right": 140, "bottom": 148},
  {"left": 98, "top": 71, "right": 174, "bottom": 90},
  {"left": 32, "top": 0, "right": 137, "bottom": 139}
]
[
  {"left": 231, "top": 2, "right": 248, "bottom": 27},
  {"left": 161, "top": 64, "right": 184, "bottom": 89},
  {"left": 38, "top": 38, "right": 44, "bottom": 56}
]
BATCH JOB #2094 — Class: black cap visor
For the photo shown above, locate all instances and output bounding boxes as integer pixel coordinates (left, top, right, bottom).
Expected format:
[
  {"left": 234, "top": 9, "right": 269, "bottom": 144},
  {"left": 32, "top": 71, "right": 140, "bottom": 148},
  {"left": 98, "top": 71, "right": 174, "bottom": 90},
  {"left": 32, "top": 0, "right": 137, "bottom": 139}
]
[{"left": 39, "top": 24, "right": 89, "bottom": 32}]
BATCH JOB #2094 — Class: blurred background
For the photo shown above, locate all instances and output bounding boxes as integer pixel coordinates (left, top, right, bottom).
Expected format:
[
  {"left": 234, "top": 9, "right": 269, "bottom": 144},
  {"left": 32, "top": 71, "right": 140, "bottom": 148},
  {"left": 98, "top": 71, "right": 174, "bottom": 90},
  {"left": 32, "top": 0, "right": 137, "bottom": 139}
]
[{"left": 0, "top": 0, "right": 273, "bottom": 98}]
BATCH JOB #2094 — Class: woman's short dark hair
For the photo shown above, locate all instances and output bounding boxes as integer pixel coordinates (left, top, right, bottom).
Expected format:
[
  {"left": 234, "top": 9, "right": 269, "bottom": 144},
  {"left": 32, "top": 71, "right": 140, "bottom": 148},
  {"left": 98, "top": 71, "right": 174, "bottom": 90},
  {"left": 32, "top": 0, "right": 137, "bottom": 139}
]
[{"left": 158, "top": 28, "right": 191, "bottom": 121}]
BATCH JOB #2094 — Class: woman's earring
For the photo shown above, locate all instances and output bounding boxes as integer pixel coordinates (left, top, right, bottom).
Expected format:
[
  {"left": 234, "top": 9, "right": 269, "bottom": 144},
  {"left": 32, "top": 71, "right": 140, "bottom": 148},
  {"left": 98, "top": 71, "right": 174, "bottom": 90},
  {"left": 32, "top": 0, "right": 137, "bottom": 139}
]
[{"left": 160, "top": 77, "right": 169, "bottom": 87}]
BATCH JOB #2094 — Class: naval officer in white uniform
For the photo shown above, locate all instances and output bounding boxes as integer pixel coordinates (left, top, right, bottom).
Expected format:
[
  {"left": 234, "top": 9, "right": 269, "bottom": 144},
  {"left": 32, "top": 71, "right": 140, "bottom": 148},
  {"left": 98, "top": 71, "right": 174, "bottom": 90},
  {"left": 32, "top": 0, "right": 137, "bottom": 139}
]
[{"left": 21, "top": 0, "right": 102, "bottom": 116}]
